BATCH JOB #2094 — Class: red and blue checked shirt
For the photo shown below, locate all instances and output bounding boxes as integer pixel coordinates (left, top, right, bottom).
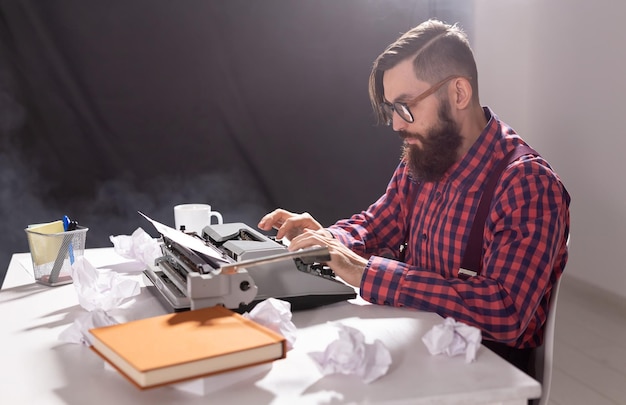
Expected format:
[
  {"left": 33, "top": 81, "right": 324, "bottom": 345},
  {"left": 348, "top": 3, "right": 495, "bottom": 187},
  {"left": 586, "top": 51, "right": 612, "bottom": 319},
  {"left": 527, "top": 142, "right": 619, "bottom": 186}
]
[{"left": 328, "top": 107, "right": 570, "bottom": 349}]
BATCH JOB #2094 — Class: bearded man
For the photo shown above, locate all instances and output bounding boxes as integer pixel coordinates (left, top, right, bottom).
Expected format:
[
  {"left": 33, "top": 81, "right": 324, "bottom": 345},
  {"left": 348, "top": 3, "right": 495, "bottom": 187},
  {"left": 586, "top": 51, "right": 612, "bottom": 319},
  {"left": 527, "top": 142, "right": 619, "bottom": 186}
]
[{"left": 258, "top": 19, "right": 570, "bottom": 376}]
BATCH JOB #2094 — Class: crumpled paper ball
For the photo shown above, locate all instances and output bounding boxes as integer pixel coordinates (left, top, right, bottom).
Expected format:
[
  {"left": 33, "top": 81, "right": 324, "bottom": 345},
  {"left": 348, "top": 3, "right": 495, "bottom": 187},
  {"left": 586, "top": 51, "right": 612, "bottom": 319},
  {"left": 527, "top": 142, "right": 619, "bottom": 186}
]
[
  {"left": 59, "top": 309, "right": 118, "bottom": 346},
  {"left": 70, "top": 256, "right": 141, "bottom": 312},
  {"left": 309, "top": 323, "right": 392, "bottom": 384},
  {"left": 109, "top": 227, "right": 161, "bottom": 268},
  {"left": 421, "top": 317, "right": 481, "bottom": 363},
  {"left": 243, "top": 298, "right": 297, "bottom": 350}
]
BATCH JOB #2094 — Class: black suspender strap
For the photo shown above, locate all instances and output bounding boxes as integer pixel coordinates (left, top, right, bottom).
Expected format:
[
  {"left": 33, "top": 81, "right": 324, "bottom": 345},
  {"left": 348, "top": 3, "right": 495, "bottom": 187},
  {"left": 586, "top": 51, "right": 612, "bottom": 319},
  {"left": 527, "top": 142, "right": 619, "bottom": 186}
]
[{"left": 458, "top": 145, "right": 538, "bottom": 280}]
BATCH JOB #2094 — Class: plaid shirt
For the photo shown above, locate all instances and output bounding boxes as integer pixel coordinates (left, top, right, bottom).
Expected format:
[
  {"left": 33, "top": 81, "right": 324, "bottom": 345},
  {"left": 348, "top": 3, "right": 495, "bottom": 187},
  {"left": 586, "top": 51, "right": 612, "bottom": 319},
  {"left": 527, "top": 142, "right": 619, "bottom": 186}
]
[{"left": 329, "top": 107, "right": 570, "bottom": 348}]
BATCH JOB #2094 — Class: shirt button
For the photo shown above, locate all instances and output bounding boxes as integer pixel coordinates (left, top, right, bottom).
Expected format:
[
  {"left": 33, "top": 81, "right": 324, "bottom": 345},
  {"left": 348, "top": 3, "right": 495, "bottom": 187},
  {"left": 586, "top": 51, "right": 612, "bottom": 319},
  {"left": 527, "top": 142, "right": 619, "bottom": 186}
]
[
  {"left": 383, "top": 301, "right": 391, "bottom": 306},
  {"left": 371, "top": 298, "right": 377, "bottom": 304},
  {"left": 422, "top": 233, "right": 428, "bottom": 240},
  {"left": 435, "top": 191, "right": 442, "bottom": 199}
]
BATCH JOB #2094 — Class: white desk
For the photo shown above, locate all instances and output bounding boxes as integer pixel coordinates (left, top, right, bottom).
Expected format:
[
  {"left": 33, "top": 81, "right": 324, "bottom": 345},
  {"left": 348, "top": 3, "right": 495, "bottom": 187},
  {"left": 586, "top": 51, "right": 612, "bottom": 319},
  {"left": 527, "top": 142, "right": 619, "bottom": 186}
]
[{"left": 1, "top": 248, "right": 541, "bottom": 404}]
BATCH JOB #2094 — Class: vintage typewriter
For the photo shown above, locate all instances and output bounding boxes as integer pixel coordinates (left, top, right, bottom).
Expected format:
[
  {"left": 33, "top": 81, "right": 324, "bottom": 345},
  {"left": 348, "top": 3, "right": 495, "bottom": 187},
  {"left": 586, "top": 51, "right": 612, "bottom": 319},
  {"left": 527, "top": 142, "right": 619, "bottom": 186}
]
[{"left": 142, "top": 221, "right": 357, "bottom": 313}]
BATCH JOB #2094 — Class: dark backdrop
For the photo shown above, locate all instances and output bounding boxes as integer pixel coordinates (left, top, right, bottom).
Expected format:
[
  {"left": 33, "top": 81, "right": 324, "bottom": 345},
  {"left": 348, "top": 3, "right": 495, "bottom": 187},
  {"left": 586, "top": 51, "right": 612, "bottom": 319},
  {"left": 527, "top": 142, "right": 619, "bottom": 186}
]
[{"left": 0, "top": 0, "right": 472, "bottom": 286}]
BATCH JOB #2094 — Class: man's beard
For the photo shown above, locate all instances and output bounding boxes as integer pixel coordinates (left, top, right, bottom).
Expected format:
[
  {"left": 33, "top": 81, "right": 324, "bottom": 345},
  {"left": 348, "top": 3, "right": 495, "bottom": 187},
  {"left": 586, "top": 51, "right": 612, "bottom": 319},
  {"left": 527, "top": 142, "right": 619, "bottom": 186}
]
[{"left": 400, "top": 102, "right": 463, "bottom": 182}]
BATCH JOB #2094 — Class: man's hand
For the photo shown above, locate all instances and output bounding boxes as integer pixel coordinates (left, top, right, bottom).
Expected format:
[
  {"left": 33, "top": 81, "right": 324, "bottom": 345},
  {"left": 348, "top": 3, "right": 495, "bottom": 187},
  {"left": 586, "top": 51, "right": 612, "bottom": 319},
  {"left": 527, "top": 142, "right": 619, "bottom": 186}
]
[
  {"left": 289, "top": 229, "right": 368, "bottom": 288},
  {"left": 258, "top": 209, "right": 324, "bottom": 241}
]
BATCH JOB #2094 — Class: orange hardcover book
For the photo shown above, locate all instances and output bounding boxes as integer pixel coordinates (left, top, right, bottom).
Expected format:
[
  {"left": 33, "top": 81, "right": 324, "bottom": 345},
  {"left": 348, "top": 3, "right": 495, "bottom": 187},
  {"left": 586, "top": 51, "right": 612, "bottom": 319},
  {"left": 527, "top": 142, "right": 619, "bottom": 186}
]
[{"left": 89, "top": 305, "right": 287, "bottom": 389}]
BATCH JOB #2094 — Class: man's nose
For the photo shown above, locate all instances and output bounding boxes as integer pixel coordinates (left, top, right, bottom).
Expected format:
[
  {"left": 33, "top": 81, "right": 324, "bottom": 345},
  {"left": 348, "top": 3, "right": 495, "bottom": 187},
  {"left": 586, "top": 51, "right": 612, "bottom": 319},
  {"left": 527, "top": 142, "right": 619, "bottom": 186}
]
[{"left": 392, "top": 113, "right": 409, "bottom": 132}]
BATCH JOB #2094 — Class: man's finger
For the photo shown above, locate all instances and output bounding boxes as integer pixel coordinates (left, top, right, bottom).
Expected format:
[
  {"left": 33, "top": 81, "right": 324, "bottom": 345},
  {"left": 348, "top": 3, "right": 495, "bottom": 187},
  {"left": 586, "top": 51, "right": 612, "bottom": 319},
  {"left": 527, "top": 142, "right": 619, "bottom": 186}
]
[{"left": 258, "top": 209, "right": 291, "bottom": 230}]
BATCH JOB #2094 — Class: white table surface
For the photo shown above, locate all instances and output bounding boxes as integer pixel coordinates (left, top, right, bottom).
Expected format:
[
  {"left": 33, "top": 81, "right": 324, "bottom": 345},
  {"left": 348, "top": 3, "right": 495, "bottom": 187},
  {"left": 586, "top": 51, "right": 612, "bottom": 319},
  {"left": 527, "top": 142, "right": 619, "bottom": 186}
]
[{"left": 1, "top": 248, "right": 541, "bottom": 405}]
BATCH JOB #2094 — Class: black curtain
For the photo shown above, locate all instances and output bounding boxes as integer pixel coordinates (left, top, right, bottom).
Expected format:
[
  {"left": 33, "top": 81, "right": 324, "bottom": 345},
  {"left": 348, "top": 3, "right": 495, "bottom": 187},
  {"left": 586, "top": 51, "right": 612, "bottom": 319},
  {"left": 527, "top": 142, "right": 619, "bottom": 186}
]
[{"left": 0, "top": 0, "right": 472, "bottom": 286}]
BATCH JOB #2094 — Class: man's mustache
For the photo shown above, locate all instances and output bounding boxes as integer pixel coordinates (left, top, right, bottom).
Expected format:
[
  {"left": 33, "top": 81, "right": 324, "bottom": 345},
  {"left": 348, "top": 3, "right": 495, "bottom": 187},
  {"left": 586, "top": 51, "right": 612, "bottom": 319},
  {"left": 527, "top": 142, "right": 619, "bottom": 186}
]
[{"left": 398, "top": 130, "right": 426, "bottom": 143}]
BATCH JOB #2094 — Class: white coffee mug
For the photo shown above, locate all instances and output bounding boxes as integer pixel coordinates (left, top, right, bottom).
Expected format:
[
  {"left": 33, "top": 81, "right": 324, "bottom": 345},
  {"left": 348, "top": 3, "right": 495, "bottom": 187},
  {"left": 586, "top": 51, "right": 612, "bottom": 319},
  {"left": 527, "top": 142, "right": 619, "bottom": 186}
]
[{"left": 174, "top": 204, "right": 223, "bottom": 235}]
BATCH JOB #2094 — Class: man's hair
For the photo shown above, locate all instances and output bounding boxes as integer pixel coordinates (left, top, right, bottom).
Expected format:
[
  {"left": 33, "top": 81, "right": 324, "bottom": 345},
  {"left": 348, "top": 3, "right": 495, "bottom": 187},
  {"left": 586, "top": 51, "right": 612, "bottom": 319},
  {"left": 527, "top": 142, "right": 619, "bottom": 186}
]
[{"left": 369, "top": 19, "right": 479, "bottom": 125}]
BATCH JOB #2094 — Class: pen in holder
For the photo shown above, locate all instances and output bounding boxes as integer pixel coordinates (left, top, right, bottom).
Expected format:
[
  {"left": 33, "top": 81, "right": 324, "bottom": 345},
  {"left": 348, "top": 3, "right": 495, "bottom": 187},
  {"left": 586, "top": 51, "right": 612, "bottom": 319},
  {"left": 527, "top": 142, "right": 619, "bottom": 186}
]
[
  {"left": 63, "top": 215, "right": 78, "bottom": 264},
  {"left": 25, "top": 220, "right": 88, "bottom": 286}
]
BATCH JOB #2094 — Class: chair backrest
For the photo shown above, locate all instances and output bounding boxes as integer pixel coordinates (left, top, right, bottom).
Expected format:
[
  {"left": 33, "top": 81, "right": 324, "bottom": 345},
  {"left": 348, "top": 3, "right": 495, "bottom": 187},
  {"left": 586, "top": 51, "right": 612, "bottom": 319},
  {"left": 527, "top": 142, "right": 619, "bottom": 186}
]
[
  {"left": 531, "top": 235, "right": 569, "bottom": 405},
  {"left": 531, "top": 273, "right": 563, "bottom": 405}
]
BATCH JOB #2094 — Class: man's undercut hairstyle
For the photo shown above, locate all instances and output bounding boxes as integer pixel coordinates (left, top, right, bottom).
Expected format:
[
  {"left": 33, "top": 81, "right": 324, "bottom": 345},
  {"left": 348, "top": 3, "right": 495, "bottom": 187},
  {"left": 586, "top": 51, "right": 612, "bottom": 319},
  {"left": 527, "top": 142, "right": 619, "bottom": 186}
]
[{"left": 369, "top": 19, "right": 479, "bottom": 125}]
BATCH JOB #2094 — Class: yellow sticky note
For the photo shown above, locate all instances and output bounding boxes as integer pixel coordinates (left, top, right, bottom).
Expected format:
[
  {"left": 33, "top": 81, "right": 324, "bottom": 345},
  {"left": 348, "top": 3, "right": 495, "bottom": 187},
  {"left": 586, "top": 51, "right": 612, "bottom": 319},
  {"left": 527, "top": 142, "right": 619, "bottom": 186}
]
[
  {"left": 27, "top": 220, "right": 64, "bottom": 234},
  {"left": 25, "top": 220, "right": 65, "bottom": 265}
]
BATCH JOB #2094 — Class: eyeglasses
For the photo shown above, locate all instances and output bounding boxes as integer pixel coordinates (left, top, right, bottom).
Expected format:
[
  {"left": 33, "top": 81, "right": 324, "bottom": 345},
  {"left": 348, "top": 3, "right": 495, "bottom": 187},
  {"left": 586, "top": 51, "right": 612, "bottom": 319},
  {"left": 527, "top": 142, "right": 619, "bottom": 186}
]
[{"left": 380, "top": 75, "right": 466, "bottom": 126}]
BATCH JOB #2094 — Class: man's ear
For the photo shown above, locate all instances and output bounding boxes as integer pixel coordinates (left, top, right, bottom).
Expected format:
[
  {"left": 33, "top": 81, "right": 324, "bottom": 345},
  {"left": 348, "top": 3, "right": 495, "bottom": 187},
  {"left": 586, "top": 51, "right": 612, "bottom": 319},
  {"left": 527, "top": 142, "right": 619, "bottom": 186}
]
[{"left": 451, "top": 77, "right": 472, "bottom": 110}]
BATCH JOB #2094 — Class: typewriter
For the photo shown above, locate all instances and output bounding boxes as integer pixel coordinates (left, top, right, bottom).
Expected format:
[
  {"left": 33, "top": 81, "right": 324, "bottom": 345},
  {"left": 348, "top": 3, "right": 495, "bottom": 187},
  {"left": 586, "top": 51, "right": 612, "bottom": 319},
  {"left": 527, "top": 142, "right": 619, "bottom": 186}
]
[{"left": 142, "top": 221, "right": 357, "bottom": 313}]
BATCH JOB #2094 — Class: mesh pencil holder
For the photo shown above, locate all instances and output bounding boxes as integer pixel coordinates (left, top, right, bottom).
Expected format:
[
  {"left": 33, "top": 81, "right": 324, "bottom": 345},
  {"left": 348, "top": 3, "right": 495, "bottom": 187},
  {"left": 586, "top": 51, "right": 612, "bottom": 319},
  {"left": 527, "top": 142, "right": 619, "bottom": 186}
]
[{"left": 25, "top": 226, "right": 89, "bottom": 286}]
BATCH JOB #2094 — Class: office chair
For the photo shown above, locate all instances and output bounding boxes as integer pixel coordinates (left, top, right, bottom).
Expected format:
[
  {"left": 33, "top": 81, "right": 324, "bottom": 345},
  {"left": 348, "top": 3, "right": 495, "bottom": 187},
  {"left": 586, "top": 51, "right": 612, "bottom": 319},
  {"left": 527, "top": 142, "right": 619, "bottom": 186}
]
[{"left": 531, "top": 235, "right": 569, "bottom": 405}]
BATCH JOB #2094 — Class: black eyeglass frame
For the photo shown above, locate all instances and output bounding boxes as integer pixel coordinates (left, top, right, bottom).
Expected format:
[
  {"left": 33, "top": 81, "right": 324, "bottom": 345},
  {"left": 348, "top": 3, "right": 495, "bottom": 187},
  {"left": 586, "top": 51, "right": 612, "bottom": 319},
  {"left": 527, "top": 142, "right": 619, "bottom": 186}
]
[{"left": 380, "top": 75, "right": 469, "bottom": 126}]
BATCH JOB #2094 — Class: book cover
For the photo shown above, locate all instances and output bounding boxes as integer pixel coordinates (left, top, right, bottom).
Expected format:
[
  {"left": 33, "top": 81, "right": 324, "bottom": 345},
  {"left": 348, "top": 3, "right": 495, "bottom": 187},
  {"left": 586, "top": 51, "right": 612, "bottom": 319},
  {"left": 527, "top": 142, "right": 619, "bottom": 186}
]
[{"left": 89, "top": 305, "right": 287, "bottom": 389}]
